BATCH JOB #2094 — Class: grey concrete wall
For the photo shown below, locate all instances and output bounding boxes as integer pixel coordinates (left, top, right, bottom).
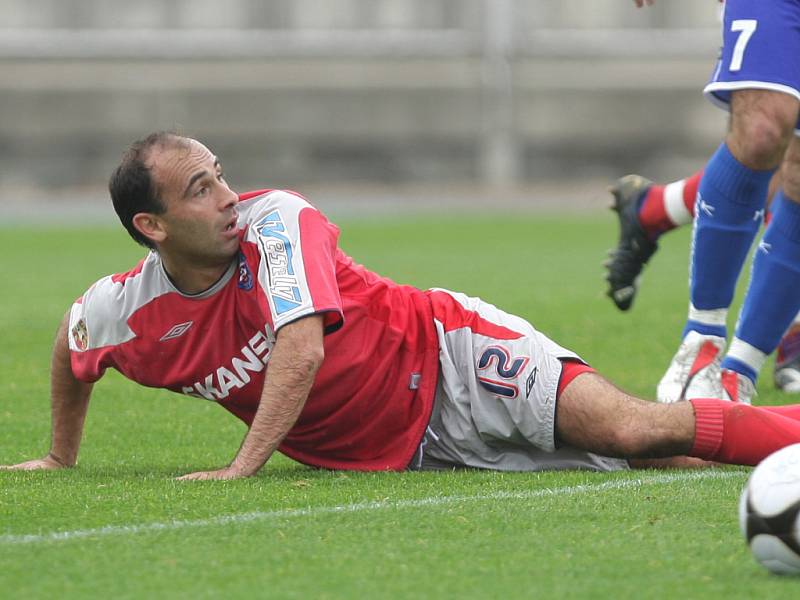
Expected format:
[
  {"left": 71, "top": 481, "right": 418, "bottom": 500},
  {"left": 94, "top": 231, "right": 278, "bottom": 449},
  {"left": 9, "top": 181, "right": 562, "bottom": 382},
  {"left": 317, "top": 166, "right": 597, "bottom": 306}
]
[{"left": 0, "top": 1, "right": 725, "bottom": 192}]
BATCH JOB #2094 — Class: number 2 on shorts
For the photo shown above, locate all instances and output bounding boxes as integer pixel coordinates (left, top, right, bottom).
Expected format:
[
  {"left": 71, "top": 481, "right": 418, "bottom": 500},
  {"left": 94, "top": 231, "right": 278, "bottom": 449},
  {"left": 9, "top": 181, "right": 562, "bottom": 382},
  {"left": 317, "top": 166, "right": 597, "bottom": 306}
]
[{"left": 729, "top": 19, "right": 757, "bottom": 73}]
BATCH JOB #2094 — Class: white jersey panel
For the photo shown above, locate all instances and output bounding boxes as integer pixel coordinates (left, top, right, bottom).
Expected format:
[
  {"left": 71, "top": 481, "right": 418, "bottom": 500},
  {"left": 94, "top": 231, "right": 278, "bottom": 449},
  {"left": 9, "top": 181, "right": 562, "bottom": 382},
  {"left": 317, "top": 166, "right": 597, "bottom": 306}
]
[
  {"left": 239, "top": 190, "right": 320, "bottom": 331},
  {"left": 68, "top": 253, "right": 176, "bottom": 353}
]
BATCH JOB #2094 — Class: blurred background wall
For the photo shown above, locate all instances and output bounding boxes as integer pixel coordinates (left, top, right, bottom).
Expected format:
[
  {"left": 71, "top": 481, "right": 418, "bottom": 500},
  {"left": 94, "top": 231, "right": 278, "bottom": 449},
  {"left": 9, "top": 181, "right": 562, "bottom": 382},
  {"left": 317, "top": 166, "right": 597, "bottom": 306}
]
[{"left": 0, "top": 0, "right": 725, "bottom": 201}]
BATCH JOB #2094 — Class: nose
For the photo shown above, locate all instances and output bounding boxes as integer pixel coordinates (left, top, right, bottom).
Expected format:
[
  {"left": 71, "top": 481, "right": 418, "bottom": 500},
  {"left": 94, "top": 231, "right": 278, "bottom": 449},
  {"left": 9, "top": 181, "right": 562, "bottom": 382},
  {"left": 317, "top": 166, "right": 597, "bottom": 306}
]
[{"left": 221, "top": 185, "right": 238, "bottom": 210}]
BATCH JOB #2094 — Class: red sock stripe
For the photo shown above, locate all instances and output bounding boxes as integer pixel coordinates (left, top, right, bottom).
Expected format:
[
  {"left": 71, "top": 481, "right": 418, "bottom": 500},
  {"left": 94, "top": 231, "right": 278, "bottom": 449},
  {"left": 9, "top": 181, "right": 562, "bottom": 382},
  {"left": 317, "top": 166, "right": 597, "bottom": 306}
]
[
  {"left": 683, "top": 171, "right": 702, "bottom": 216},
  {"left": 638, "top": 185, "right": 668, "bottom": 239}
]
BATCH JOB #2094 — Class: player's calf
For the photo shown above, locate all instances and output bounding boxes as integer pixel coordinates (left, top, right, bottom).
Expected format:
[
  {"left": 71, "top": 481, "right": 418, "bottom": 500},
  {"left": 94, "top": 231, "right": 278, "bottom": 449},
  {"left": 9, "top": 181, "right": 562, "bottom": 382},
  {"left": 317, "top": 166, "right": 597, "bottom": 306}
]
[{"left": 556, "top": 372, "right": 694, "bottom": 459}]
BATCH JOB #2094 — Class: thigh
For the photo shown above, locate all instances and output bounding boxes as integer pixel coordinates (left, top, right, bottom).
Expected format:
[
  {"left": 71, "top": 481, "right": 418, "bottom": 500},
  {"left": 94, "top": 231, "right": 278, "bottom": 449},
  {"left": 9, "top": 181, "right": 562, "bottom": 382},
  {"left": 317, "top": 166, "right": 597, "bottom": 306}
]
[{"left": 729, "top": 89, "right": 800, "bottom": 134}]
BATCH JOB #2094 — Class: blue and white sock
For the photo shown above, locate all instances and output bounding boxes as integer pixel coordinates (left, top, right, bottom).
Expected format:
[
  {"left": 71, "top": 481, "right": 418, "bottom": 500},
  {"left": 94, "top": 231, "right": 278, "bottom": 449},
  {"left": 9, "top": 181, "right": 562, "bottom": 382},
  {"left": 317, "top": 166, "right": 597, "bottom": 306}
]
[
  {"left": 684, "top": 143, "right": 773, "bottom": 340},
  {"left": 723, "top": 192, "right": 800, "bottom": 382}
]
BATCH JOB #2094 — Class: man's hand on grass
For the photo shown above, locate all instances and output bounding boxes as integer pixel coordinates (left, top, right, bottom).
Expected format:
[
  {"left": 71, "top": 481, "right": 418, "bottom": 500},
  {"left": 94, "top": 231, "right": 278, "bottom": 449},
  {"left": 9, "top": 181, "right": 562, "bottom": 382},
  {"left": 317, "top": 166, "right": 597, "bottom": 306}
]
[{"left": 0, "top": 454, "right": 69, "bottom": 471}]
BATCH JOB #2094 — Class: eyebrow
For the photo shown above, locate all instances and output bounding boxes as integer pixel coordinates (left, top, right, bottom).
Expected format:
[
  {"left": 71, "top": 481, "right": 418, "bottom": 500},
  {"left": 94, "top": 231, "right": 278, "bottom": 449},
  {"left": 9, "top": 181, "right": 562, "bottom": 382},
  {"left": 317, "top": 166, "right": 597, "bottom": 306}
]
[{"left": 182, "top": 158, "right": 220, "bottom": 198}]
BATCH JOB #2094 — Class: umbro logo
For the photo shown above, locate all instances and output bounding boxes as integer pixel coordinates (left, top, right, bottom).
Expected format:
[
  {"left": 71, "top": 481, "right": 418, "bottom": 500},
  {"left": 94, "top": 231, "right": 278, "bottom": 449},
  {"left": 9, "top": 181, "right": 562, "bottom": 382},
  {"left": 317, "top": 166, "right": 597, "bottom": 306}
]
[
  {"left": 160, "top": 321, "right": 194, "bottom": 341},
  {"left": 697, "top": 195, "right": 715, "bottom": 217}
]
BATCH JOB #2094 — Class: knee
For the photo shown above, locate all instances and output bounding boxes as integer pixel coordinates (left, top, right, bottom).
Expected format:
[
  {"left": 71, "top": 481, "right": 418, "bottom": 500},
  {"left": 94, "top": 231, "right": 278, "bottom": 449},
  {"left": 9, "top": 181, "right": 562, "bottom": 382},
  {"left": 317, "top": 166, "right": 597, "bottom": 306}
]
[
  {"left": 604, "top": 426, "right": 652, "bottom": 457},
  {"left": 729, "top": 93, "right": 797, "bottom": 169},
  {"left": 730, "top": 114, "right": 792, "bottom": 169}
]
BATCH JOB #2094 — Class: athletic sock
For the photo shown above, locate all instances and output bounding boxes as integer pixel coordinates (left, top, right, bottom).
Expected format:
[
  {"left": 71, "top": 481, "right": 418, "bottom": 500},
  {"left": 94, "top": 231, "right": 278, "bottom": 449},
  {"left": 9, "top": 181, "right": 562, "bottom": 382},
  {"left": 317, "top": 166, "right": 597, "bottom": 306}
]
[
  {"left": 721, "top": 192, "right": 800, "bottom": 381},
  {"left": 721, "top": 340, "right": 761, "bottom": 383},
  {"left": 637, "top": 170, "right": 702, "bottom": 239},
  {"left": 685, "top": 143, "right": 773, "bottom": 339},
  {"left": 762, "top": 404, "right": 800, "bottom": 421},
  {"left": 690, "top": 398, "right": 800, "bottom": 465},
  {"left": 684, "top": 308, "right": 727, "bottom": 339}
]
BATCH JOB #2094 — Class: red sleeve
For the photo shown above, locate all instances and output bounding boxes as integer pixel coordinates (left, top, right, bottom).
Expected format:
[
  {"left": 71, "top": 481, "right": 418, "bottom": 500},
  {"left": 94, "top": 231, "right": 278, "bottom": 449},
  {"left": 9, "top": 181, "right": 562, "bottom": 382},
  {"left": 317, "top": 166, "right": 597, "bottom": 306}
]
[
  {"left": 70, "top": 347, "right": 112, "bottom": 383},
  {"left": 67, "top": 297, "right": 113, "bottom": 383}
]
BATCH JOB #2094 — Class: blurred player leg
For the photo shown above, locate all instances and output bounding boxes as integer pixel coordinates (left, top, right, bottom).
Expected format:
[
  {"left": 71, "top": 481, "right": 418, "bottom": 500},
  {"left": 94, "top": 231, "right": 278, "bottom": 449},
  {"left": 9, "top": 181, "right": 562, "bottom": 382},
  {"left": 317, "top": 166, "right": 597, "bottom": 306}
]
[
  {"left": 605, "top": 164, "right": 800, "bottom": 396},
  {"left": 638, "top": 171, "right": 701, "bottom": 238},
  {"left": 722, "top": 133, "right": 800, "bottom": 401},
  {"left": 606, "top": 168, "right": 784, "bottom": 314},
  {"left": 658, "top": 0, "right": 800, "bottom": 403},
  {"left": 604, "top": 171, "right": 701, "bottom": 310}
]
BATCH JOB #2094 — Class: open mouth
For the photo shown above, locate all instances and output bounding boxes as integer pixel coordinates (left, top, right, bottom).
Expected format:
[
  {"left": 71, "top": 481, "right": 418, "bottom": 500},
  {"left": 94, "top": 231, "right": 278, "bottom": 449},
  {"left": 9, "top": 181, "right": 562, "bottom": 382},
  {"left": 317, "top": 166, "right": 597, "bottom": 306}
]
[{"left": 223, "top": 214, "right": 238, "bottom": 233}]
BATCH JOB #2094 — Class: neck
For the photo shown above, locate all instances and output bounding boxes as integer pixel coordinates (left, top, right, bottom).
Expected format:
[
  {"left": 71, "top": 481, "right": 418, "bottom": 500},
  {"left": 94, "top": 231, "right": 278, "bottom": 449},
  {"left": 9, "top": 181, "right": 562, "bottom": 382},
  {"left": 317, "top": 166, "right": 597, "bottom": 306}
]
[{"left": 159, "top": 253, "right": 233, "bottom": 295}]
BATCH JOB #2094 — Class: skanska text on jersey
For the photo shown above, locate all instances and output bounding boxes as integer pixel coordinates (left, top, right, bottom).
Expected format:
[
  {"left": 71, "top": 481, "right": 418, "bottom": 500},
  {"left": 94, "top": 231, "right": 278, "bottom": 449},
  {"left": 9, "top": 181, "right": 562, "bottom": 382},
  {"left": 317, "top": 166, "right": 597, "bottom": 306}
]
[{"left": 181, "top": 324, "right": 276, "bottom": 401}]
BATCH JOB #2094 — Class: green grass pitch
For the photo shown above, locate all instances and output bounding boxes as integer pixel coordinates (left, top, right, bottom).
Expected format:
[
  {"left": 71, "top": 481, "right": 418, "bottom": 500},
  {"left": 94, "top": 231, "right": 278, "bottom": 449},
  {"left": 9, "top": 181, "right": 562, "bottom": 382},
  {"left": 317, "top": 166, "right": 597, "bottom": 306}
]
[{"left": 1, "top": 211, "right": 798, "bottom": 598}]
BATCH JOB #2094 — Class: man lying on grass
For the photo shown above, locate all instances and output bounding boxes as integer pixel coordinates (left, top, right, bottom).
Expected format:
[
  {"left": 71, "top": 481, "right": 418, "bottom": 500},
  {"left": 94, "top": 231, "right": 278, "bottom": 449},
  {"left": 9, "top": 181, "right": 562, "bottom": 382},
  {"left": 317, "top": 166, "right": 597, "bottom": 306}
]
[{"left": 3, "top": 132, "right": 800, "bottom": 480}]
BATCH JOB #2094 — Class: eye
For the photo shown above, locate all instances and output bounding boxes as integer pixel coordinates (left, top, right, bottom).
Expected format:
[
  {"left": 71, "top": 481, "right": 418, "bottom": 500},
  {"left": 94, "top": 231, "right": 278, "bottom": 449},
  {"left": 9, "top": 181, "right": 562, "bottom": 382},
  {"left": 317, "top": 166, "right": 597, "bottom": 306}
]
[{"left": 194, "top": 184, "right": 209, "bottom": 197}]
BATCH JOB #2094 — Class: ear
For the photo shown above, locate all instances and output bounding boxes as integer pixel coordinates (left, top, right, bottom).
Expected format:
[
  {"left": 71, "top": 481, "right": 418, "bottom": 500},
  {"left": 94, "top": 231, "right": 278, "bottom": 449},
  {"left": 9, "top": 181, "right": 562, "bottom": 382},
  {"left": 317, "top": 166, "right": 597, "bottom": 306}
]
[{"left": 132, "top": 212, "right": 167, "bottom": 245}]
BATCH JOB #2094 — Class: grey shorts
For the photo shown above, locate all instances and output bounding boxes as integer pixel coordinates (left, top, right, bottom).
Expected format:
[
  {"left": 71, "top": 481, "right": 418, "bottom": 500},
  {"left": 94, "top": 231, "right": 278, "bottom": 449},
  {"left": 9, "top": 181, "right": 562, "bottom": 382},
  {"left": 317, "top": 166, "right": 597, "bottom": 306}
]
[{"left": 411, "top": 289, "right": 629, "bottom": 473}]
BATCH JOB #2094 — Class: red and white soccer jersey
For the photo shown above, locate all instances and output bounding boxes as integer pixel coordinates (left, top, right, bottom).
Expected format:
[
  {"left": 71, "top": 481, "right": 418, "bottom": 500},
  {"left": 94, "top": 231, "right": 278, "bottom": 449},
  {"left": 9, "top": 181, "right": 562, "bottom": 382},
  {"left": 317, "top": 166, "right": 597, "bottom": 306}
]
[{"left": 68, "top": 190, "right": 439, "bottom": 471}]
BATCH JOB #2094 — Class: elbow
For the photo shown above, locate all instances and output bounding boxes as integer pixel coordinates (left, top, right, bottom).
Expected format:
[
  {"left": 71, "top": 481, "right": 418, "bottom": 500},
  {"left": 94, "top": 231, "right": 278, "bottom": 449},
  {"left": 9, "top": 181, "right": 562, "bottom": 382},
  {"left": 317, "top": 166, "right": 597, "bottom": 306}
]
[
  {"left": 301, "top": 343, "right": 325, "bottom": 376},
  {"left": 311, "top": 344, "right": 325, "bottom": 370}
]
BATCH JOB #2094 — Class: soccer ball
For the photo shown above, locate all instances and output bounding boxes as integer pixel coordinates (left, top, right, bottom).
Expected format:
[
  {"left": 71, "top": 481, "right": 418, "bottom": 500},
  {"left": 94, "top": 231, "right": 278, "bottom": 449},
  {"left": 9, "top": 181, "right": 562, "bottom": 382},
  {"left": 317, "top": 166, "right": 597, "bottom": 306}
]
[{"left": 739, "top": 443, "right": 800, "bottom": 575}]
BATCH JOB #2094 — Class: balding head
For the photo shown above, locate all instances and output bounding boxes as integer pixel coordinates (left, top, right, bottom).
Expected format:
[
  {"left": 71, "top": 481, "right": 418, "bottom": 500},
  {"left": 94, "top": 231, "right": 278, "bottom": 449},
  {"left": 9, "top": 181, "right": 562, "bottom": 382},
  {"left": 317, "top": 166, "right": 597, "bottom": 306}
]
[{"left": 109, "top": 132, "right": 191, "bottom": 249}]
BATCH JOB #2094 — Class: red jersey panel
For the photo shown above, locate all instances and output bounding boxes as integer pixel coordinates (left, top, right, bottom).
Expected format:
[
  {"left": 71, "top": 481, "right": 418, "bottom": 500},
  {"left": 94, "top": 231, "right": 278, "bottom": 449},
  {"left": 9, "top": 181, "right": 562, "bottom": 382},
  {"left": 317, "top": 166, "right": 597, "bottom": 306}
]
[{"left": 68, "top": 190, "right": 439, "bottom": 471}]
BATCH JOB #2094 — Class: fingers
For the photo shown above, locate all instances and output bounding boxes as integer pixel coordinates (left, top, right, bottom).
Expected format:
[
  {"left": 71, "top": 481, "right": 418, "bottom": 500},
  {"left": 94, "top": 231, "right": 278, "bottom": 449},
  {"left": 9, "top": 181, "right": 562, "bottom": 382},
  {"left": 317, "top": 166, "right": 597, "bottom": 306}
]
[
  {"left": 176, "top": 471, "right": 213, "bottom": 481},
  {"left": 0, "top": 458, "right": 63, "bottom": 471},
  {"left": 176, "top": 467, "right": 246, "bottom": 481}
]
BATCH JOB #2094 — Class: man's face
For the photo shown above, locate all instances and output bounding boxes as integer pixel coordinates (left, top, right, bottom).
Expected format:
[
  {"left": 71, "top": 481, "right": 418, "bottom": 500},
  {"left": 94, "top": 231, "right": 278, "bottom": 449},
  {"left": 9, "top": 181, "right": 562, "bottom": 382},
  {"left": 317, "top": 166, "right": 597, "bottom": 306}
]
[{"left": 146, "top": 139, "right": 240, "bottom": 266}]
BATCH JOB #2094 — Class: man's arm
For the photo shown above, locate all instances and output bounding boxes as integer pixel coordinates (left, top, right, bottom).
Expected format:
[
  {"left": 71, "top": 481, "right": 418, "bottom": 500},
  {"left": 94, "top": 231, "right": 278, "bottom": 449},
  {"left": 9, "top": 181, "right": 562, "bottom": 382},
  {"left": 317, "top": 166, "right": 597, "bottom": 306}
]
[
  {"left": 178, "top": 314, "right": 325, "bottom": 481},
  {"left": 1, "top": 312, "right": 93, "bottom": 470}
]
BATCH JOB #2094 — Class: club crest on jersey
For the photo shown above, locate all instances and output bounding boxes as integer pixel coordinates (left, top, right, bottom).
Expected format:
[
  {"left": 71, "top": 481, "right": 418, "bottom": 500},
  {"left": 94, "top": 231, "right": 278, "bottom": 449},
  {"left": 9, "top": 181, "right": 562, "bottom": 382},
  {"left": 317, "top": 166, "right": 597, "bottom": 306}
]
[
  {"left": 476, "top": 345, "right": 530, "bottom": 399},
  {"left": 254, "top": 210, "right": 303, "bottom": 315},
  {"left": 237, "top": 252, "right": 254, "bottom": 291},
  {"left": 71, "top": 318, "right": 88, "bottom": 351}
]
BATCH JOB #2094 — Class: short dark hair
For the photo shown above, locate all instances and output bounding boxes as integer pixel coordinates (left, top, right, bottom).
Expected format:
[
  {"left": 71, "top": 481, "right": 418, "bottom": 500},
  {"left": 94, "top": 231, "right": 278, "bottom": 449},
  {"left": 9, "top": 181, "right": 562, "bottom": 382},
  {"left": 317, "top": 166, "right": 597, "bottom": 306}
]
[{"left": 109, "top": 131, "right": 186, "bottom": 249}]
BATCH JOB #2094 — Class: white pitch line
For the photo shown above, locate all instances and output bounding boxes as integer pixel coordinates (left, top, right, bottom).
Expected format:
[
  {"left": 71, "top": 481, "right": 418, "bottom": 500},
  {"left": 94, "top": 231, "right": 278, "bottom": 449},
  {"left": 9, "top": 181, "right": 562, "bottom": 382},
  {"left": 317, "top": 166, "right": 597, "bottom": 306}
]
[{"left": 0, "top": 469, "right": 743, "bottom": 546}]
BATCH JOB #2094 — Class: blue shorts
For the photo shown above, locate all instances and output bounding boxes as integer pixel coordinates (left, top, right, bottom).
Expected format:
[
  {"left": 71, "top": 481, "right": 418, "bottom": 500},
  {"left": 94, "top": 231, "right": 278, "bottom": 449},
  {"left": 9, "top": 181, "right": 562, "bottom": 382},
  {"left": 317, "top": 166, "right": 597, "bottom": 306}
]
[{"left": 704, "top": 0, "right": 800, "bottom": 133}]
